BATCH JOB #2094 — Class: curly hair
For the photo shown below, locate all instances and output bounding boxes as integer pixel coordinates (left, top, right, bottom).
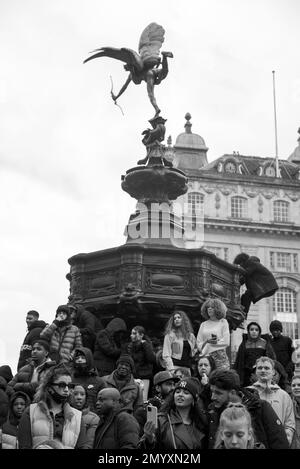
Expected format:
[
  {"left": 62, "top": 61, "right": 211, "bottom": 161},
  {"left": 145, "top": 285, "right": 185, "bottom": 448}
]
[
  {"left": 33, "top": 363, "right": 72, "bottom": 403},
  {"left": 214, "top": 403, "right": 255, "bottom": 449},
  {"left": 164, "top": 310, "right": 194, "bottom": 339},
  {"left": 201, "top": 298, "right": 227, "bottom": 320}
]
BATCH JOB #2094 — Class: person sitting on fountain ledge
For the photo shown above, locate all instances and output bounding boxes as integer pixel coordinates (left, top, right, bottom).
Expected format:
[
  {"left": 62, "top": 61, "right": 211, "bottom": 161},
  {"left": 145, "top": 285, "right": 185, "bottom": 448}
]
[{"left": 233, "top": 253, "right": 279, "bottom": 319}]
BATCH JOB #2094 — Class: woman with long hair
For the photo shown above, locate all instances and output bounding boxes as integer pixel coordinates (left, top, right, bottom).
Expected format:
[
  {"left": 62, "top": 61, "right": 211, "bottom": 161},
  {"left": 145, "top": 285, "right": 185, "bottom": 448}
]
[
  {"left": 196, "top": 298, "right": 230, "bottom": 370},
  {"left": 214, "top": 403, "right": 265, "bottom": 449},
  {"left": 162, "top": 310, "right": 197, "bottom": 374},
  {"left": 127, "top": 325, "right": 156, "bottom": 402},
  {"left": 17, "top": 364, "right": 88, "bottom": 449},
  {"left": 142, "top": 377, "right": 206, "bottom": 450}
]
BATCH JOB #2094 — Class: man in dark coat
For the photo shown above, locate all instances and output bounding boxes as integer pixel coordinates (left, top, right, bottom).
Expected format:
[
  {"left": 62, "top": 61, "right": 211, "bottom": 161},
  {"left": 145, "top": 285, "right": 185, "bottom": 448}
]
[
  {"left": 69, "top": 304, "right": 97, "bottom": 352},
  {"left": 207, "top": 368, "right": 289, "bottom": 449},
  {"left": 269, "top": 320, "right": 295, "bottom": 381},
  {"left": 17, "top": 310, "right": 47, "bottom": 370},
  {"left": 94, "top": 318, "right": 127, "bottom": 376},
  {"left": 233, "top": 253, "right": 279, "bottom": 319},
  {"left": 7, "top": 339, "right": 55, "bottom": 400},
  {"left": 93, "top": 388, "right": 139, "bottom": 449},
  {"left": 70, "top": 347, "right": 106, "bottom": 413}
]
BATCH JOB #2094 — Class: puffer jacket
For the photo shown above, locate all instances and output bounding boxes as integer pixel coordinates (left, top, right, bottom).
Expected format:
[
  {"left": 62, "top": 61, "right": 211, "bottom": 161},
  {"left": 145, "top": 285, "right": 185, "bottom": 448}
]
[
  {"left": 71, "top": 347, "right": 106, "bottom": 412},
  {"left": 127, "top": 340, "right": 156, "bottom": 379},
  {"left": 6, "top": 359, "right": 56, "bottom": 400},
  {"left": 1, "top": 391, "right": 31, "bottom": 449},
  {"left": 18, "top": 401, "right": 87, "bottom": 449},
  {"left": 93, "top": 407, "right": 139, "bottom": 449},
  {"left": 102, "top": 371, "right": 143, "bottom": 413},
  {"left": 40, "top": 321, "right": 82, "bottom": 362},
  {"left": 17, "top": 320, "right": 48, "bottom": 370},
  {"left": 94, "top": 318, "right": 127, "bottom": 376}
]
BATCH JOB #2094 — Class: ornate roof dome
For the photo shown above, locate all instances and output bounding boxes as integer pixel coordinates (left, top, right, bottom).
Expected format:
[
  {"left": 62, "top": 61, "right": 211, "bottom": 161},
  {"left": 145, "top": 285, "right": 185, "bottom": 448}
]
[{"left": 174, "top": 113, "right": 208, "bottom": 150}]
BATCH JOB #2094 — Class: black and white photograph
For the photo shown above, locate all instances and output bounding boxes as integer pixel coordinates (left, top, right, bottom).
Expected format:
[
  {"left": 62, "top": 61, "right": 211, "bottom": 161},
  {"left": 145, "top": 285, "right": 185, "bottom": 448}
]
[{"left": 0, "top": 0, "right": 299, "bottom": 455}]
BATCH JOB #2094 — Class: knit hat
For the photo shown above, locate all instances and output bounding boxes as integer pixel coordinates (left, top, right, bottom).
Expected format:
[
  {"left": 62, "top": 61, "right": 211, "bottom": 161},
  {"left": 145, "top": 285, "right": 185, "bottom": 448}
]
[
  {"left": 247, "top": 322, "right": 262, "bottom": 335},
  {"left": 269, "top": 320, "right": 283, "bottom": 332},
  {"left": 116, "top": 354, "right": 135, "bottom": 373},
  {"left": 56, "top": 305, "right": 70, "bottom": 317},
  {"left": 174, "top": 377, "right": 200, "bottom": 400},
  {"left": 153, "top": 370, "right": 180, "bottom": 386},
  {"left": 32, "top": 339, "right": 50, "bottom": 352}
]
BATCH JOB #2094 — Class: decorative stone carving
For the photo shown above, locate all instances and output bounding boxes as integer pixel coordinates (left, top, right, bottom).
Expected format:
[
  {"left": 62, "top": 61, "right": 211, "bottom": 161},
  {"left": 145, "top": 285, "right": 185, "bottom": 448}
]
[
  {"left": 285, "top": 191, "right": 299, "bottom": 201},
  {"left": 215, "top": 192, "right": 221, "bottom": 210}
]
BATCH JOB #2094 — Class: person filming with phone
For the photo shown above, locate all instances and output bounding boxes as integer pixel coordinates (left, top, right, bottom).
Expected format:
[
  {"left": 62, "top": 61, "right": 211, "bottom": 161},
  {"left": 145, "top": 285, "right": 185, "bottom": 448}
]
[{"left": 141, "top": 378, "right": 207, "bottom": 450}]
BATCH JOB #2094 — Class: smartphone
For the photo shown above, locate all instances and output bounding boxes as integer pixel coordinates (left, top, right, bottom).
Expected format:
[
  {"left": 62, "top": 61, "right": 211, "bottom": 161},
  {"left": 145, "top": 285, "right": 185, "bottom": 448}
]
[{"left": 147, "top": 404, "right": 158, "bottom": 429}]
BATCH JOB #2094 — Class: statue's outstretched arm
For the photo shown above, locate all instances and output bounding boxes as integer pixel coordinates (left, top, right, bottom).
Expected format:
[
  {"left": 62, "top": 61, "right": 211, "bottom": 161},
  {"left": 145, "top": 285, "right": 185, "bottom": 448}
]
[{"left": 111, "top": 74, "right": 132, "bottom": 102}]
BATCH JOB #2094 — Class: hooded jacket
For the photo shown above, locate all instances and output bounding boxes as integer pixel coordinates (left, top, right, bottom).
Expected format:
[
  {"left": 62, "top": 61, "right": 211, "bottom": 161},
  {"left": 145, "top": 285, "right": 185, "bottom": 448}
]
[
  {"left": 17, "top": 320, "right": 48, "bottom": 370},
  {"left": 71, "top": 347, "right": 106, "bottom": 412},
  {"left": 0, "top": 365, "right": 13, "bottom": 383},
  {"left": 94, "top": 318, "right": 127, "bottom": 376},
  {"left": 72, "top": 306, "right": 97, "bottom": 351},
  {"left": 233, "top": 331, "right": 276, "bottom": 386},
  {"left": 1, "top": 391, "right": 31, "bottom": 449},
  {"left": 241, "top": 256, "right": 278, "bottom": 303}
]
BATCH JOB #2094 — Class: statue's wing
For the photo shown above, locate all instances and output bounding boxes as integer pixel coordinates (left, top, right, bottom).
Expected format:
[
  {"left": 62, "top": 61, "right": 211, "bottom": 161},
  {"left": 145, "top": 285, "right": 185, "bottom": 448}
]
[
  {"left": 138, "top": 23, "right": 165, "bottom": 64},
  {"left": 83, "top": 47, "right": 143, "bottom": 71}
]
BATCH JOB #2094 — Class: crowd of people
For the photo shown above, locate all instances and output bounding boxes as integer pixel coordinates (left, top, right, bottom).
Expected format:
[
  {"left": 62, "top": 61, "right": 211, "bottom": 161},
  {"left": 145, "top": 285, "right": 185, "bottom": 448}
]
[{"left": 0, "top": 296, "right": 299, "bottom": 450}]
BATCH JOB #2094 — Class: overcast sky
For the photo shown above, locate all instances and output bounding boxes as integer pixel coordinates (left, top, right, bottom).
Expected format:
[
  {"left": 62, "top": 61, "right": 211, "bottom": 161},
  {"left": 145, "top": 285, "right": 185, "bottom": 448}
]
[{"left": 1, "top": 0, "right": 299, "bottom": 372}]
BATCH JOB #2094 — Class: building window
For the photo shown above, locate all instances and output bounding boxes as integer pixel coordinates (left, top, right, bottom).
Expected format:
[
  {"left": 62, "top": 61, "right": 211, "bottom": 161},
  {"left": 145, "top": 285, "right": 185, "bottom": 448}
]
[
  {"left": 188, "top": 192, "right": 204, "bottom": 216},
  {"left": 270, "top": 252, "right": 298, "bottom": 272},
  {"left": 273, "top": 200, "right": 289, "bottom": 222},
  {"left": 231, "top": 196, "right": 247, "bottom": 219},
  {"left": 273, "top": 288, "right": 297, "bottom": 314},
  {"left": 205, "top": 246, "right": 229, "bottom": 261},
  {"left": 273, "top": 288, "right": 298, "bottom": 341}
]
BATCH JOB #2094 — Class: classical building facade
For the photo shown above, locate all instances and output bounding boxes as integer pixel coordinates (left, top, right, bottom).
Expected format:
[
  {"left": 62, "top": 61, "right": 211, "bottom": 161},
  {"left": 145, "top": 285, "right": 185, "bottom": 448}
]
[{"left": 168, "top": 115, "right": 300, "bottom": 355}]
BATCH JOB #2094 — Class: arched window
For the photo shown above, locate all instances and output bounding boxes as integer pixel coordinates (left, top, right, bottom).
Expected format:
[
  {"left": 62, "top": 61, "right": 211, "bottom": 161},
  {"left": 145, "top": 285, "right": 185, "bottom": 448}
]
[
  {"left": 273, "top": 200, "right": 289, "bottom": 222},
  {"left": 231, "top": 196, "right": 247, "bottom": 219},
  {"left": 273, "top": 287, "right": 298, "bottom": 341},
  {"left": 188, "top": 192, "right": 204, "bottom": 216}
]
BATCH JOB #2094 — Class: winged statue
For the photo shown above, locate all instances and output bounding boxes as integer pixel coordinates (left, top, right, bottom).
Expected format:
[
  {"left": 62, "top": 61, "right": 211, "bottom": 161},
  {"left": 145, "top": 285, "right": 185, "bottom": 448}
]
[{"left": 84, "top": 23, "right": 173, "bottom": 117}]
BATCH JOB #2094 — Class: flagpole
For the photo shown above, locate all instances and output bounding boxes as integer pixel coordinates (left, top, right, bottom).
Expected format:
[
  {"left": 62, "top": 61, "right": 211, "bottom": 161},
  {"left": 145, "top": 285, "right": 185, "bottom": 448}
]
[{"left": 272, "top": 70, "right": 279, "bottom": 177}]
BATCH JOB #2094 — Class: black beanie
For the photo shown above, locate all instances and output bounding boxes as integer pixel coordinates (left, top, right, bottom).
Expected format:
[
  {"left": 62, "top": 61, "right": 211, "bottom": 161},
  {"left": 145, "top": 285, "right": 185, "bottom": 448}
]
[
  {"left": 116, "top": 354, "right": 135, "bottom": 373},
  {"left": 270, "top": 320, "right": 283, "bottom": 332}
]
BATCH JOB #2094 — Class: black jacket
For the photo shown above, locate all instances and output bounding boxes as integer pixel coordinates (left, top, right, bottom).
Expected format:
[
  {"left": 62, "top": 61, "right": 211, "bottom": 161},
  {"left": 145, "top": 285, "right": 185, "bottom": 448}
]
[
  {"left": 17, "top": 320, "right": 47, "bottom": 370},
  {"left": 207, "top": 387, "right": 289, "bottom": 449},
  {"left": 241, "top": 257, "right": 278, "bottom": 303}
]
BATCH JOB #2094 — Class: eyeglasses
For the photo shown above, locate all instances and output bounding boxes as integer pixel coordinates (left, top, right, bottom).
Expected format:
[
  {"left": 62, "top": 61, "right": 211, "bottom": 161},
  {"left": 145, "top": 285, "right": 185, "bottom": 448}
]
[{"left": 51, "top": 382, "right": 74, "bottom": 390}]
